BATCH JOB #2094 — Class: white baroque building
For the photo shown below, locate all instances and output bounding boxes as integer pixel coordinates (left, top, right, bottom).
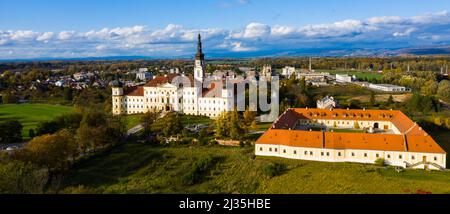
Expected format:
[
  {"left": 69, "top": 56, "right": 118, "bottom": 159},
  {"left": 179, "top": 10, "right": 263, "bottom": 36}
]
[
  {"left": 111, "top": 34, "right": 235, "bottom": 118},
  {"left": 317, "top": 95, "right": 336, "bottom": 110}
]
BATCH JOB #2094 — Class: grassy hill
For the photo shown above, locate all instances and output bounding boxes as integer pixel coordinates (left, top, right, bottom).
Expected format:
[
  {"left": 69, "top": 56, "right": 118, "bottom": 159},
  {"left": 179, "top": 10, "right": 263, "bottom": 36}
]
[
  {"left": 61, "top": 143, "right": 450, "bottom": 194},
  {"left": 0, "top": 104, "right": 75, "bottom": 139}
]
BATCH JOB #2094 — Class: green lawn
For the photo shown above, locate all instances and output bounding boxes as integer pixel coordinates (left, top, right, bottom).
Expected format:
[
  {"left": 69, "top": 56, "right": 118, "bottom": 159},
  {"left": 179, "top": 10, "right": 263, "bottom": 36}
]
[
  {"left": 0, "top": 103, "right": 75, "bottom": 139},
  {"left": 124, "top": 115, "right": 142, "bottom": 129},
  {"left": 255, "top": 122, "right": 273, "bottom": 131},
  {"left": 62, "top": 144, "right": 450, "bottom": 194},
  {"left": 181, "top": 115, "right": 213, "bottom": 126}
]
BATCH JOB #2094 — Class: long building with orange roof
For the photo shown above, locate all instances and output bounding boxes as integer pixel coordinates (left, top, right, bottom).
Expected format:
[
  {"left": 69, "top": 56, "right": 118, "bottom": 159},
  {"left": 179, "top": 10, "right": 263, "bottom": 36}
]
[{"left": 255, "top": 108, "right": 446, "bottom": 170}]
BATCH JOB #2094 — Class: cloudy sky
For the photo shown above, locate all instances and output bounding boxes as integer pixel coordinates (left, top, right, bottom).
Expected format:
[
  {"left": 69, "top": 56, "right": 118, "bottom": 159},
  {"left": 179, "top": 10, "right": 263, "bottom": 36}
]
[{"left": 1, "top": 0, "right": 450, "bottom": 59}]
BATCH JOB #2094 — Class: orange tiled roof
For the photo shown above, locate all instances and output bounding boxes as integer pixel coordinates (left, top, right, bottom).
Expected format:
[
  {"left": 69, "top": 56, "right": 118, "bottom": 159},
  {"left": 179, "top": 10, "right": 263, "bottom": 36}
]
[
  {"left": 124, "top": 86, "right": 144, "bottom": 96},
  {"left": 256, "top": 108, "right": 446, "bottom": 154}
]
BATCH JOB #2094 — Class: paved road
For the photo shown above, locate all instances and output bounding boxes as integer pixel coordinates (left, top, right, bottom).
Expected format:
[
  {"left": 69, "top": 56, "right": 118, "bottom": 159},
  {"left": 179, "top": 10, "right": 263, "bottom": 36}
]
[
  {"left": 127, "top": 124, "right": 144, "bottom": 135},
  {"left": 0, "top": 142, "right": 27, "bottom": 151}
]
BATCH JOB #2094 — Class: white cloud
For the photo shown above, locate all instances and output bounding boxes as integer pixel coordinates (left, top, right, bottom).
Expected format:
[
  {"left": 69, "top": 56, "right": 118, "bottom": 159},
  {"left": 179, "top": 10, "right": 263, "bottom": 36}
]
[
  {"left": 367, "top": 16, "right": 404, "bottom": 25},
  {"left": 1, "top": 11, "right": 450, "bottom": 59},
  {"left": 393, "top": 28, "right": 416, "bottom": 37},
  {"left": 271, "top": 26, "right": 297, "bottom": 36},
  {"left": 231, "top": 42, "right": 255, "bottom": 52},
  {"left": 58, "top": 31, "right": 77, "bottom": 40},
  {"left": 232, "top": 22, "right": 271, "bottom": 39},
  {"left": 10, "top": 30, "right": 39, "bottom": 41},
  {"left": 299, "top": 19, "right": 369, "bottom": 37},
  {"left": 36, "top": 32, "right": 54, "bottom": 42}
]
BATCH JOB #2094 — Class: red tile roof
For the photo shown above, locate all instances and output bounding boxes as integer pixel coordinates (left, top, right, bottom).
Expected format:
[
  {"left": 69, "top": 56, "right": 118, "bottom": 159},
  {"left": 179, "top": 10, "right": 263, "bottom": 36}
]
[
  {"left": 256, "top": 108, "right": 446, "bottom": 154},
  {"left": 124, "top": 86, "right": 144, "bottom": 96},
  {"left": 144, "top": 74, "right": 194, "bottom": 87}
]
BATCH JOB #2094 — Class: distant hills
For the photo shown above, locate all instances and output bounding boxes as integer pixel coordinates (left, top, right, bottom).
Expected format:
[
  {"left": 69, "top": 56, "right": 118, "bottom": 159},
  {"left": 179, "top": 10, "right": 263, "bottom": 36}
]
[{"left": 2, "top": 46, "right": 450, "bottom": 62}]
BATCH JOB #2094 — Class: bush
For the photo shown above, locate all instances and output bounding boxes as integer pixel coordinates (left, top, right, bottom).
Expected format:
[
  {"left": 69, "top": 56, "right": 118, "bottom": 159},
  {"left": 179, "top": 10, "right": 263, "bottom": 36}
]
[
  {"left": 375, "top": 158, "right": 386, "bottom": 167},
  {"left": 182, "top": 156, "right": 219, "bottom": 185},
  {"left": 262, "top": 163, "right": 286, "bottom": 178},
  {"left": 0, "top": 161, "right": 47, "bottom": 194},
  {"left": 0, "top": 120, "right": 23, "bottom": 144}
]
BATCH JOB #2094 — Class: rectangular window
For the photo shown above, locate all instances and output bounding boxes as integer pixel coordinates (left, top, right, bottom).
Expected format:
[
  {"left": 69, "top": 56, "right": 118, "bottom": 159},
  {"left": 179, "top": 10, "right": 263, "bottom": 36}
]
[
  {"left": 294, "top": 150, "right": 297, "bottom": 155},
  {"left": 434, "top": 157, "right": 437, "bottom": 161},
  {"left": 269, "top": 148, "right": 272, "bottom": 152},
  {"left": 351, "top": 152, "right": 355, "bottom": 157},
  {"left": 274, "top": 148, "right": 278, "bottom": 152},
  {"left": 326, "top": 152, "right": 330, "bottom": 156},
  {"left": 387, "top": 154, "right": 391, "bottom": 159},
  {"left": 376, "top": 154, "right": 379, "bottom": 158},
  {"left": 321, "top": 152, "right": 324, "bottom": 156},
  {"left": 310, "top": 151, "right": 313, "bottom": 155},
  {"left": 259, "top": 147, "right": 263, "bottom": 151},
  {"left": 364, "top": 153, "right": 367, "bottom": 157},
  {"left": 399, "top": 155, "right": 402, "bottom": 159},
  {"left": 411, "top": 156, "right": 415, "bottom": 160},
  {"left": 338, "top": 152, "right": 341, "bottom": 156},
  {"left": 304, "top": 151, "right": 308, "bottom": 155}
]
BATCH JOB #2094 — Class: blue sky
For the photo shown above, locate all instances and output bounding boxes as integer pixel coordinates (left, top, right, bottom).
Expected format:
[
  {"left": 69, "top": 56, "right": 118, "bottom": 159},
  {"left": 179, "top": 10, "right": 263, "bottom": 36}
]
[{"left": 1, "top": 0, "right": 450, "bottom": 59}]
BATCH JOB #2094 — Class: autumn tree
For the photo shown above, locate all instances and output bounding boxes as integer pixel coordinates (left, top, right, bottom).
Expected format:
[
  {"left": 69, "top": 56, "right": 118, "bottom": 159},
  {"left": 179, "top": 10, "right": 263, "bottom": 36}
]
[
  {"left": 243, "top": 108, "right": 257, "bottom": 126},
  {"left": 421, "top": 80, "right": 438, "bottom": 96},
  {"left": 19, "top": 130, "right": 78, "bottom": 185},
  {"left": 141, "top": 111, "right": 161, "bottom": 136},
  {"left": 437, "top": 80, "right": 450, "bottom": 103},
  {"left": 0, "top": 161, "right": 47, "bottom": 194},
  {"left": 214, "top": 112, "right": 228, "bottom": 138},
  {"left": 76, "top": 110, "right": 108, "bottom": 152},
  {"left": 229, "top": 108, "right": 246, "bottom": 140},
  {"left": 369, "top": 91, "right": 376, "bottom": 107},
  {"left": 159, "top": 112, "right": 183, "bottom": 137}
]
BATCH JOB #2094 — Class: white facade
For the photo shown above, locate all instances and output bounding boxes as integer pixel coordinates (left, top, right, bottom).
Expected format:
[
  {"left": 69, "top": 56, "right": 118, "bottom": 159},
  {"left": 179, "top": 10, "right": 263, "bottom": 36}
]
[
  {"left": 112, "top": 34, "right": 233, "bottom": 118},
  {"left": 255, "top": 144, "right": 446, "bottom": 170},
  {"left": 282, "top": 66, "right": 296, "bottom": 78},
  {"left": 136, "top": 71, "right": 153, "bottom": 81},
  {"left": 317, "top": 96, "right": 336, "bottom": 110},
  {"left": 368, "top": 84, "right": 407, "bottom": 92},
  {"left": 336, "top": 74, "right": 352, "bottom": 83}
]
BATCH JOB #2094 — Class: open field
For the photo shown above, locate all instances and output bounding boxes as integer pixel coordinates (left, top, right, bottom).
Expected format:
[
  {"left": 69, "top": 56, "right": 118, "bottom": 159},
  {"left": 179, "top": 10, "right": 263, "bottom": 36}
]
[
  {"left": 349, "top": 94, "right": 412, "bottom": 103},
  {"left": 62, "top": 144, "right": 450, "bottom": 194},
  {"left": 0, "top": 104, "right": 75, "bottom": 139}
]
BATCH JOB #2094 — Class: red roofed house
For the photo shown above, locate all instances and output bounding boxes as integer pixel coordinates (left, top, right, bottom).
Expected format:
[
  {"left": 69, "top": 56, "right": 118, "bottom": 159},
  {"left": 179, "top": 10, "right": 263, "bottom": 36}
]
[{"left": 255, "top": 108, "right": 447, "bottom": 170}]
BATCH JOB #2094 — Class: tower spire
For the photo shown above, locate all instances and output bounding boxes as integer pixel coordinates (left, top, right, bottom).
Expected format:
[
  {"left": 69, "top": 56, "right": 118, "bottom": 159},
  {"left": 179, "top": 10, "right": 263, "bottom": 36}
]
[{"left": 196, "top": 33, "right": 204, "bottom": 60}]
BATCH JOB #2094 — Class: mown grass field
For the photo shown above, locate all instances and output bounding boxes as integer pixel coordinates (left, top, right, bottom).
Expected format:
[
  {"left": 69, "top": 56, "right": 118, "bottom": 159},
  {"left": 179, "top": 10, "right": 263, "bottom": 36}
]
[
  {"left": 62, "top": 144, "right": 450, "bottom": 194},
  {"left": 0, "top": 104, "right": 75, "bottom": 139}
]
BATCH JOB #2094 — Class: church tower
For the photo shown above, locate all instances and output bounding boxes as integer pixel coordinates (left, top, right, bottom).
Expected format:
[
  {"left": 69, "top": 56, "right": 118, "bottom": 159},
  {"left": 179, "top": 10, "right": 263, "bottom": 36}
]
[{"left": 194, "top": 34, "right": 205, "bottom": 84}]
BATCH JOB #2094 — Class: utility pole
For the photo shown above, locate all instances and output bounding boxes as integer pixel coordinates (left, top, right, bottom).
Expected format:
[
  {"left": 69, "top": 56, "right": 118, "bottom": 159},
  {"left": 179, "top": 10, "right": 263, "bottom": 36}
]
[{"left": 309, "top": 57, "right": 312, "bottom": 71}]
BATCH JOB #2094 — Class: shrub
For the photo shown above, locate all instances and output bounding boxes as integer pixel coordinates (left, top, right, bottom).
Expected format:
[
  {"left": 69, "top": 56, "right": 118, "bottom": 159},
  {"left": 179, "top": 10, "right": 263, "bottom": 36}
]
[
  {"left": 375, "top": 158, "right": 386, "bottom": 167},
  {"left": 182, "top": 156, "right": 219, "bottom": 185},
  {"left": 262, "top": 163, "right": 286, "bottom": 178}
]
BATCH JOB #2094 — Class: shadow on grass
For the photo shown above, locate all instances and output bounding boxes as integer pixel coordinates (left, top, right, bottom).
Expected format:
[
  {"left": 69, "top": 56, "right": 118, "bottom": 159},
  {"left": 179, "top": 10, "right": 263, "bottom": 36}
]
[
  {"left": 0, "top": 115, "right": 25, "bottom": 122},
  {"left": 63, "top": 143, "right": 166, "bottom": 188}
]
